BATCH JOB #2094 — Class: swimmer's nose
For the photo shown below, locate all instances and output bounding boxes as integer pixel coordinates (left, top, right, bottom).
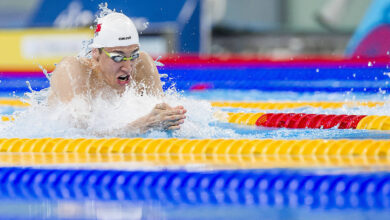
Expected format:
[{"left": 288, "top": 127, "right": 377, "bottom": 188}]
[{"left": 120, "top": 60, "right": 134, "bottom": 73}]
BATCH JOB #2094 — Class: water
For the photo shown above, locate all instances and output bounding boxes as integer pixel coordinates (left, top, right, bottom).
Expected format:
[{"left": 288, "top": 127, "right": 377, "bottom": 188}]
[
  {"left": 1, "top": 200, "right": 389, "bottom": 220},
  {"left": 1, "top": 89, "right": 390, "bottom": 139}
]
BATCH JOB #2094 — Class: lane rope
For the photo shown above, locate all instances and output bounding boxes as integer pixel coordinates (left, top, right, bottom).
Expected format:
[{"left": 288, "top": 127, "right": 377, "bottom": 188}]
[
  {"left": 211, "top": 101, "right": 385, "bottom": 110},
  {"left": 217, "top": 112, "right": 390, "bottom": 130},
  {"left": 0, "top": 98, "right": 386, "bottom": 110},
  {"left": 0, "top": 138, "right": 389, "bottom": 157},
  {"left": 0, "top": 167, "right": 388, "bottom": 209},
  {"left": 0, "top": 152, "right": 389, "bottom": 167}
]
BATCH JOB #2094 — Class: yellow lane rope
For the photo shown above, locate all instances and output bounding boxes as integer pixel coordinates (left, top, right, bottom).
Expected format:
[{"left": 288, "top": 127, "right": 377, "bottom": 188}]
[
  {"left": 211, "top": 101, "right": 385, "bottom": 110},
  {"left": 0, "top": 98, "right": 30, "bottom": 107},
  {"left": 0, "top": 152, "right": 389, "bottom": 168},
  {"left": 1, "top": 116, "right": 14, "bottom": 121},
  {"left": 0, "top": 138, "right": 390, "bottom": 157}
]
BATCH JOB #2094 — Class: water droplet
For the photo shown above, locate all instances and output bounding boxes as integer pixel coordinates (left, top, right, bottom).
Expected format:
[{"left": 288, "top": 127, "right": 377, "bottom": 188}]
[
  {"left": 26, "top": 81, "right": 33, "bottom": 92},
  {"left": 143, "top": 21, "right": 149, "bottom": 29},
  {"left": 154, "top": 56, "right": 164, "bottom": 67},
  {"left": 38, "top": 64, "right": 51, "bottom": 80},
  {"left": 159, "top": 73, "right": 168, "bottom": 79}
]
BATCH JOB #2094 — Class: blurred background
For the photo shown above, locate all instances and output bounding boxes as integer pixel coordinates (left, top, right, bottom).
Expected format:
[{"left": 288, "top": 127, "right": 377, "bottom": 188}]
[
  {"left": 0, "top": 0, "right": 384, "bottom": 70},
  {"left": 4, "top": 0, "right": 390, "bottom": 94}
]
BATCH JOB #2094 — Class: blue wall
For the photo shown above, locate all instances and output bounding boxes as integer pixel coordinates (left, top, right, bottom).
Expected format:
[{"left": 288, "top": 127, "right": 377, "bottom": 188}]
[{"left": 27, "top": 0, "right": 202, "bottom": 53}]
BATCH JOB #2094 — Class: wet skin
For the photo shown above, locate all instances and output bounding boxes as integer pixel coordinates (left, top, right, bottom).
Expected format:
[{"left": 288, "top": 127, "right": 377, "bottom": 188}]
[{"left": 49, "top": 45, "right": 187, "bottom": 133}]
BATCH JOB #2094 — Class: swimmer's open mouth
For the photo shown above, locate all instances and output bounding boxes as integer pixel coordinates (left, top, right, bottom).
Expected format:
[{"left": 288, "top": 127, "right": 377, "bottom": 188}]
[{"left": 117, "top": 75, "right": 130, "bottom": 81}]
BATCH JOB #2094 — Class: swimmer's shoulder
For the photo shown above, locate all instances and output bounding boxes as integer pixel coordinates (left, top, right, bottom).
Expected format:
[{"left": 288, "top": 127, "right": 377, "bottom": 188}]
[
  {"left": 57, "top": 56, "right": 89, "bottom": 72},
  {"left": 52, "top": 56, "right": 90, "bottom": 81},
  {"left": 134, "top": 51, "right": 163, "bottom": 95},
  {"left": 135, "top": 51, "right": 157, "bottom": 75},
  {"left": 138, "top": 51, "right": 153, "bottom": 64},
  {"left": 49, "top": 56, "right": 91, "bottom": 102}
]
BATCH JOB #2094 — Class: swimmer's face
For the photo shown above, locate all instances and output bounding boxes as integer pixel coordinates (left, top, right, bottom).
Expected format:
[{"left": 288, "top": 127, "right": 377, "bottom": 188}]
[{"left": 93, "top": 45, "right": 139, "bottom": 91}]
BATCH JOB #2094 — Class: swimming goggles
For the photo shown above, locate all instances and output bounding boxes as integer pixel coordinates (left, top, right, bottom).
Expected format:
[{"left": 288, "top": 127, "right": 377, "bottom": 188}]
[{"left": 102, "top": 48, "right": 140, "bottom": 63}]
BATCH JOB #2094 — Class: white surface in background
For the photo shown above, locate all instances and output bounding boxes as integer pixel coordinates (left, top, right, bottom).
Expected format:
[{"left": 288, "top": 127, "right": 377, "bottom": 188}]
[
  {"left": 21, "top": 34, "right": 90, "bottom": 59},
  {"left": 140, "top": 36, "right": 168, "bottom": 56},
  {"left": 22, "top": 34, "right": 168, "bottom": 59}
]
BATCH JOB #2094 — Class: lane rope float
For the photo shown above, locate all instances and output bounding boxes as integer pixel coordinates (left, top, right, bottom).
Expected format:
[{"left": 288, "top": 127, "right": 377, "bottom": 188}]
[
  {"left": 0, "top": 167, "right": 389, "bottom": 209},
  {"left": 218, "top": 112, "right": 390, "bottom": 130},
  {"left": 211, "top": 101, "right": 385, "bottom": 110},
  {"left": 0, "top": 98, "right": 386, "bottom": 110},
  {"left": 0, "top": 138, "right": 390, "bottom": 157}
]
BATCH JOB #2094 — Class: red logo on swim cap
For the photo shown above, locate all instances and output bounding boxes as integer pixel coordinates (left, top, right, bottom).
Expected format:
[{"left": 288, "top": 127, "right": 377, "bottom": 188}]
[{"left": 95, "top": 24, "right": 101, "bottom": 33}]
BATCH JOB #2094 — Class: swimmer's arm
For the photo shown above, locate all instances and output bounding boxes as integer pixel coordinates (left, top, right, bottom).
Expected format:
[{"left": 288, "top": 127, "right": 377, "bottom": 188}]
[
  {"left": 94, "top": 115, "right": 151, "bottom": 137},
  {"left": 101, "top": 103, "right": 186, "bottom": 137},
  {"left": 134, "top": 51, "right": 163, "bottom": 96},
  {"left": 48, "top": 57, "right": 86, "bottom": 104}
]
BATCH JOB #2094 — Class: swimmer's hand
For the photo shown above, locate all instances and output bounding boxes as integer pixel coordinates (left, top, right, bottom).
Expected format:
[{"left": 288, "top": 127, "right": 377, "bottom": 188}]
[
  {"left": 132, "top": 103, "right": 186, "bottom": 133},
  {"left": 147, "top": 103, "right": 187, "bottom": 131}
]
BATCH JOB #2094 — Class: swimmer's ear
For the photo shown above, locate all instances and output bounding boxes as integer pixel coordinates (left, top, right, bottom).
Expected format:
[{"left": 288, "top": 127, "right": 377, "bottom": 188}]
[{"left": 92, "top": 48, "right": 100, "bottom": 61}]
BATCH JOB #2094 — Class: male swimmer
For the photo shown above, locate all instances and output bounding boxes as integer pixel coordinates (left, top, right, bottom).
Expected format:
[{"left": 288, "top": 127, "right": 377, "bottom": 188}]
[{"left": 48, "top": 12, "right": 186, "bottom": 134}]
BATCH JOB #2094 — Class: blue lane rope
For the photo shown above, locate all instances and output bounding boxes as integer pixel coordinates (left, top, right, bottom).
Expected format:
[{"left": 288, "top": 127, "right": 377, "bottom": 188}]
[{"left": 0, "top": 167, "right": 389, "bottom": 209}]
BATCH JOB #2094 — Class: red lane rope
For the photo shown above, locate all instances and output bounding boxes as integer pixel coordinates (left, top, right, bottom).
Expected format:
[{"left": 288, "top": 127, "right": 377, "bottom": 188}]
[{"left": 255, "top": 113, "right": 367, "bottom": 129}]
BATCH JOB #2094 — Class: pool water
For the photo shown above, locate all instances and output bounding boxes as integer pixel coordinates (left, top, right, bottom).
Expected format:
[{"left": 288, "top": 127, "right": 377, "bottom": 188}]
[
  {"left": 1, "top": 62, "right": 390, "bottom": 219},
  {"left": 1, "top": 90, "right": 390, "bottom": 140},
  {"left": 0, "top": 200, "right": 389, "bottom": 220}
]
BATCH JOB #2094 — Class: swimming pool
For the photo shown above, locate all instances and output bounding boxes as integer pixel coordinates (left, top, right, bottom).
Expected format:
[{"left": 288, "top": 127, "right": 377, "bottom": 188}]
[{"left": 0, "top": 56, "right": 390, "bottom": 219}]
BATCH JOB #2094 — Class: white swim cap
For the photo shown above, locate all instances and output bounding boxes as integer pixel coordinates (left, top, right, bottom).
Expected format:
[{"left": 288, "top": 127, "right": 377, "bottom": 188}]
[{"left": 90, "top": 12, "right": 139, "bottom": 48}]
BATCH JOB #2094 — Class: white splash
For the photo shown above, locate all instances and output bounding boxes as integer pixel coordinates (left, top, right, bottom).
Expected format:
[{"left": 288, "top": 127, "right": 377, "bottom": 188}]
[
  {"left": 0, "top": 86, "right": 240, "bottom": 139},
  {"left": 154, "top": 56, "right": 164, "bottom": 67}
]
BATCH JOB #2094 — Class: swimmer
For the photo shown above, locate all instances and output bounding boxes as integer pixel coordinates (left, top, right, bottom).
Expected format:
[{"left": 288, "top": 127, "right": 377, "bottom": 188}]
[{"left": 48, "top": 12, "right": 186, "bottom": 134}]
